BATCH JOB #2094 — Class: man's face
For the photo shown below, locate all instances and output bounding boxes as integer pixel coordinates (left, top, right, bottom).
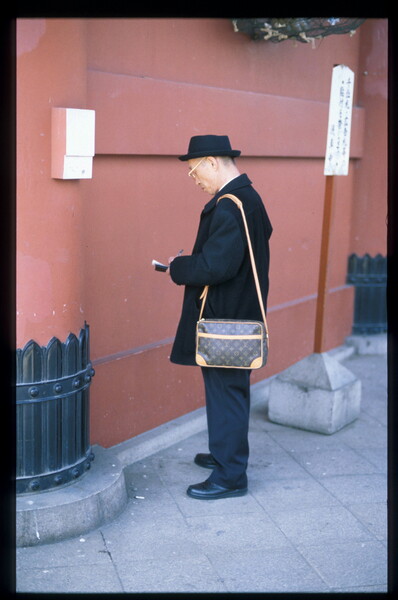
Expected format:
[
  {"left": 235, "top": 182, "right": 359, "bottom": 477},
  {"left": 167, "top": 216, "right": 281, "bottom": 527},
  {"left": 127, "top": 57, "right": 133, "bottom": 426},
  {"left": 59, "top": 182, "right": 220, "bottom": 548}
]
[{"left": 187, "top": 157, "right": 219, "bottom": 195}]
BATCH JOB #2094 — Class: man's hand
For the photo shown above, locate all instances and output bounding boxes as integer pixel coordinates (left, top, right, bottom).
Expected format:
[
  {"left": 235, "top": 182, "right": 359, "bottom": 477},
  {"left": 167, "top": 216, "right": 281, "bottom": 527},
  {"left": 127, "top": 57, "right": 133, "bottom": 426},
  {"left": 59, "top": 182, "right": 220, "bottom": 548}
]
[{"left": 168, "top": 250, "right": 183, "bottom": 274}]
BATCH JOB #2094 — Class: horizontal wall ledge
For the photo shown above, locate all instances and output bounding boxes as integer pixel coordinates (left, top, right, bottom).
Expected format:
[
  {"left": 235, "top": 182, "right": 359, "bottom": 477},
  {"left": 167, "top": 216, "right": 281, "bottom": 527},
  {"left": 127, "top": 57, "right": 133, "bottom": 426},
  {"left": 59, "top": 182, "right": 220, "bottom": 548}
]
[
  {"left": 92, "top": 336, "right": 175, "bottom": 366},
  {"left": 87, "top": 70, "right": 365, "bottom": 159},
  {"left": 90, "top": 286, "right": 352, "bottom": 368}
]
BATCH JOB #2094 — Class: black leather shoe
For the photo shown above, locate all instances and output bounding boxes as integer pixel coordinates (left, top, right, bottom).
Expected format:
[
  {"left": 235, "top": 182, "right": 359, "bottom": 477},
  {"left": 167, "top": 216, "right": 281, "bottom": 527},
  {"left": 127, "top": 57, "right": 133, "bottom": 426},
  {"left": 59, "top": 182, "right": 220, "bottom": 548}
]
[
  {"left": 187, "top": 480, "right": 248, "bottom": 500},
  {"left": 194, "top": 453, "right": 219, "bottom": 469}
]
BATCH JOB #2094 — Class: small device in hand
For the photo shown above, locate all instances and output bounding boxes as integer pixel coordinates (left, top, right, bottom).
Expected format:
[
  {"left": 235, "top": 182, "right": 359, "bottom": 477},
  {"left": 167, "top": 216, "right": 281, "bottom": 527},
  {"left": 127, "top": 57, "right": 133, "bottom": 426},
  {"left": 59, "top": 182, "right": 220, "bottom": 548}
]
[{"left": 152, "top": 260, "right": 168, "bottom": 272}]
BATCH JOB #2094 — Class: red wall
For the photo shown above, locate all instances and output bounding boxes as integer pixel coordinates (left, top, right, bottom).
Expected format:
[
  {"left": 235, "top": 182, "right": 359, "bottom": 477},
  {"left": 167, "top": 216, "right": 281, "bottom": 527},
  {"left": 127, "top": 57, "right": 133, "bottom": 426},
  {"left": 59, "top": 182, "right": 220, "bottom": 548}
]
[
  {"left": 17, "top": 18, "right": 387, "bottom": 447},
  {"left": 17, "top": 19, "right": 89, "bottom": 345}
]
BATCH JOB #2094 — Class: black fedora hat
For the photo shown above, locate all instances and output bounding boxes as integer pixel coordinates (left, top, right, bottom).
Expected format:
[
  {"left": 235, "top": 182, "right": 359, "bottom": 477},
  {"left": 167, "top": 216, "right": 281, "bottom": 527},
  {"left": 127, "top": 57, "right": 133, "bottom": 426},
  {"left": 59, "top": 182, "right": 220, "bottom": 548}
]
[{"left": 178, "top": 135, "right": 241, "bottom": 161}]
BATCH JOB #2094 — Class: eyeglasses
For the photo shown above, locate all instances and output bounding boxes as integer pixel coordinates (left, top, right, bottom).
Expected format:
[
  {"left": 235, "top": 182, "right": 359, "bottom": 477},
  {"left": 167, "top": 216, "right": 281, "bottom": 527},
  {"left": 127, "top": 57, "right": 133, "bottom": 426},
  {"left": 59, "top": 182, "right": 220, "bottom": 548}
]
[{"left": 188, "top": 157, "right": 207, "bottom": 178}]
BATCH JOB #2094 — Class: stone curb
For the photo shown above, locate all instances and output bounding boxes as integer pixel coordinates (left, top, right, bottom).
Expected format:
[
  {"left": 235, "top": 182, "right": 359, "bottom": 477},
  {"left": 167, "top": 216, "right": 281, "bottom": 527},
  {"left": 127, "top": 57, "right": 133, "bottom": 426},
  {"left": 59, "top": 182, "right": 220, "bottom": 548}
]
[{"left": 16, "top": 445, "right": 127, "bottom": 547}]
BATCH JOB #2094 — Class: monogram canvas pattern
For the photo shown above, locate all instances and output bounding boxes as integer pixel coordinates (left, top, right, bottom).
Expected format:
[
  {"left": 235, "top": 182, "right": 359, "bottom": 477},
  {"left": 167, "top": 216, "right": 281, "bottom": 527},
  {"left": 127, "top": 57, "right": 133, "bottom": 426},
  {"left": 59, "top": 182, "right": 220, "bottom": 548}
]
[{"left": 196, "top": 319, "right": 268, "bottom": 369}]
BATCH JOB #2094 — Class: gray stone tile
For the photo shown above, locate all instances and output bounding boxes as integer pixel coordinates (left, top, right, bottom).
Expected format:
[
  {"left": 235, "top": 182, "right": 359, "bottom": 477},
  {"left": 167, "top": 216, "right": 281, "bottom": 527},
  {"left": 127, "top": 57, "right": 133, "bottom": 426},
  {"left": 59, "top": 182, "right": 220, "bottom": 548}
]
[
  {"left": 342, "top": 354, "right": 387, "bottom": 384},
  {"left": 16, "top": 530, "right": 108, "bottom": 568},
  {"left": 267, "top": 427, "right": 351, "bottom": 453},
  {"left": 125, "top": 493, "right": 186, "bottom": 520},
  {"left": 251, "top": 476, "right": 340, "bottom": 512},
  {"left": 361, "top": 401, "right": 387, "bottom": 426},
  {"left": 185, "top": 513, "right": 290, "bottom": 552},
  {"left": 206, "top": 547, "right": 329, "bottom": 593},
  {"left": 332, "top": 414, "right": 387, "bottom": 449},
  {"left": 269, "top": 504, "right": 373, "bottom": 546},
  {"left": 320, "top": 473, "right": 387, "bottom": 505},
  {"left": 249, "top": 452, "right": 312, "bottom": 481},
  {"left": 100, "top": 510, "right": 199, "bottom": 562},
  {"left": 115, "top": 555, "right": 227, "bottom": 593},
  {"left": 16, "top": 563, "right": 123, "bottom": 593},
  {"left": 291, "top": 446, "right": 380, "bottom": 477},
  {"left": 248, "top": 429, "right": 291, "bottom": 454},
  {"left": 347, "top": 502, "right": 387, "bottom": 541},
  {"left": 352, "top": 446, "right": 387, "bottom": 473},
  {"left": 299, "top": 539, "right": 387, "bottom": 589},
  {"left": 123, "top": 461, "right": 186, "bottom": 518}
]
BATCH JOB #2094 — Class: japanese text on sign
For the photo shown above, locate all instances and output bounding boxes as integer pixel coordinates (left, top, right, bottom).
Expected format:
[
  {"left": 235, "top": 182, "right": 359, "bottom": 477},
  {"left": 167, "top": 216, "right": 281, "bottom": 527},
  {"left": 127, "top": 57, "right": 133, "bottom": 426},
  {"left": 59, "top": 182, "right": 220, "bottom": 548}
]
[{"left": 324, "top": 65, "right": 355, "bottom": 176}]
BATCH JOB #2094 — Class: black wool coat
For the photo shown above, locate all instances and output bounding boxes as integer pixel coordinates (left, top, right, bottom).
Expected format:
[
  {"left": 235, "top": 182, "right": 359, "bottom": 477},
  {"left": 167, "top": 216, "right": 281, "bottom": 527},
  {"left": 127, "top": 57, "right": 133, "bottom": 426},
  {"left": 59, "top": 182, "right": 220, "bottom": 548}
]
[{"left": 169, "top": 173, "right": 272, "bottom": 366}]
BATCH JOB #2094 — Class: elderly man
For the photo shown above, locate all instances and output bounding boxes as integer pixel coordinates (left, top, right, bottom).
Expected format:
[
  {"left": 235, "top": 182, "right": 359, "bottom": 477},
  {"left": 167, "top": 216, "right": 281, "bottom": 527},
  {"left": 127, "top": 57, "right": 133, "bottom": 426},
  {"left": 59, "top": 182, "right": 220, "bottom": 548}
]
[{"left": 169, "top": 135, "right": 272, "bottom": 500}]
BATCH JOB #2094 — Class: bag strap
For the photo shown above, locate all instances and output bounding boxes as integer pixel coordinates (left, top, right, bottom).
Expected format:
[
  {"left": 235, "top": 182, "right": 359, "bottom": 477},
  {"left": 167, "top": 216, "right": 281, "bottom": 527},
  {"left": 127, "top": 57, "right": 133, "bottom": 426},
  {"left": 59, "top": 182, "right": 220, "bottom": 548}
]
[{"left": 198, "top": 193, "right": 269, "bottom": 337}]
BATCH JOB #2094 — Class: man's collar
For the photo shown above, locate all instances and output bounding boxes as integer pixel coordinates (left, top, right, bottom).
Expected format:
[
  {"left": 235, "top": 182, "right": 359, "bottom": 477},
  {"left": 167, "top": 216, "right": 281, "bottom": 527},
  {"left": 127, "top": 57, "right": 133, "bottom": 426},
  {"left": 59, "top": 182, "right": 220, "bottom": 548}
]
[
  {"left": 217, "top": 173, "right": 252, "bottom": 195},
  {"left": 202, "top": 174, "right": 252, "bottom": 214},
  {"left": 218, "top": 174, "right": 240, "bottom": 192}
]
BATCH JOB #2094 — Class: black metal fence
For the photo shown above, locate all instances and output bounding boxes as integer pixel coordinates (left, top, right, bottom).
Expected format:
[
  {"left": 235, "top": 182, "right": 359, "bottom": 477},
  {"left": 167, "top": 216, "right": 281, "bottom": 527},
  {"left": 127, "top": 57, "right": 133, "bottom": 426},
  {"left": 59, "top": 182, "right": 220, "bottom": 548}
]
[
  {"left": 347, "top": 253, "right": 387, "bottom": 335},
  {"left": 16, "top": 323, "right": 95, "bottom": 494}
]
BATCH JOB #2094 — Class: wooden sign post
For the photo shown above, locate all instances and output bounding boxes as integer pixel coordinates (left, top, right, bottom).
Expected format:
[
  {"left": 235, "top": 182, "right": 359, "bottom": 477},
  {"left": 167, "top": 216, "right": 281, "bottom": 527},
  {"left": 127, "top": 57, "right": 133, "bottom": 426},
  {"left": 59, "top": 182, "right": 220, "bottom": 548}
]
[{"left": 314, "top": 65, "right": 354, "bottom": 353}]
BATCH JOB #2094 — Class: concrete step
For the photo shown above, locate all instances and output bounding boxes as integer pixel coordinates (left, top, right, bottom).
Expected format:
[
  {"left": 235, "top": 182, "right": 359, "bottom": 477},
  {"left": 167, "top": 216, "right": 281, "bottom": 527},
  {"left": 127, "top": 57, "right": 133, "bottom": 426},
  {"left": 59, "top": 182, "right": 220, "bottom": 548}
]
[{"left": 16, "top": 445, "right": 128, "bottom": 547}]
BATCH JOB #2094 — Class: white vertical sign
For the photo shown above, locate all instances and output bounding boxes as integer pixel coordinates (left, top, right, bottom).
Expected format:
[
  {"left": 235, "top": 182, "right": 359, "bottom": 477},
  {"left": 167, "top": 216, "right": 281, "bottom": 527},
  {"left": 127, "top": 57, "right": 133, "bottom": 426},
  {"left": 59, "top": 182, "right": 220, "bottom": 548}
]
[{"left": 324, "top": 65, "right": 355, "bottom": 176}]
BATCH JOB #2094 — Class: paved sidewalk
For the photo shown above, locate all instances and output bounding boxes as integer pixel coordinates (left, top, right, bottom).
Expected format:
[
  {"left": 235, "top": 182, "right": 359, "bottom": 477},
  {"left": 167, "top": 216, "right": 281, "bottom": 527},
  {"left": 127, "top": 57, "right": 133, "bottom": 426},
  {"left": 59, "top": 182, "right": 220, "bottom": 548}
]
[{"left": 16, "top": 350, "right": 388, "bottom": 593}]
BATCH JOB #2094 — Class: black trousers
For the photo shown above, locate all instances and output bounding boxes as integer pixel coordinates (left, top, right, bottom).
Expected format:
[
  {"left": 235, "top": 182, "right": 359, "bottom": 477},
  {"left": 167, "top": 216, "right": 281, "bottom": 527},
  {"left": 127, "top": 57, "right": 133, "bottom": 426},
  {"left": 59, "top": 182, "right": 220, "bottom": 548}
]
[{"left": 201, "top": 366, "right": 251, "bottom": 489}]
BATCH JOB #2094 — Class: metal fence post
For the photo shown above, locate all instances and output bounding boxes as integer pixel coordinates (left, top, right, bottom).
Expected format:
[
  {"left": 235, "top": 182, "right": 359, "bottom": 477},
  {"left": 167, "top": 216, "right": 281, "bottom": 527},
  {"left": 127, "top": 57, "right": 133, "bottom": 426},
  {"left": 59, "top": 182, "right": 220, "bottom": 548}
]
[
  {"left": 347, "top": 254, "right": 387, "bottom": 334},
  {"left": 16, "top": 323, "right": 95, "bottom": 494}
]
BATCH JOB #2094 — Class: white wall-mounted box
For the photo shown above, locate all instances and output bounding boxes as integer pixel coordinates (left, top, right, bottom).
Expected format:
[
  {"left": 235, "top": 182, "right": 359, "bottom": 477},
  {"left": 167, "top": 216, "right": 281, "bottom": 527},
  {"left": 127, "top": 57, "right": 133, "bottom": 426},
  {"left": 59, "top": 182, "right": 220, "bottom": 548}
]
[{"left": 51, "top": 108, "right": 95, "bottom": 179}]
